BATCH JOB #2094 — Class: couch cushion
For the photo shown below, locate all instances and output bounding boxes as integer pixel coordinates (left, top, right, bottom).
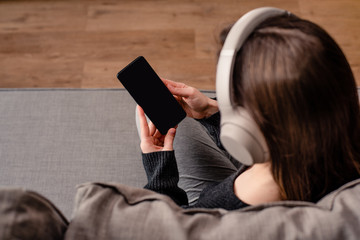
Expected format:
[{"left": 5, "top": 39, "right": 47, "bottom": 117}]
[
  {"left": 0, "top": 187, "right": 68, "bottom": 240},
  {"left": 0, "top": 88, "right": 216, "bottom": 219},
  {"left": 65, "top": 179, "right": 360, "bottom": 240},
  {"left": 0, "top": 89, "right": 147, "bottom": 219}
]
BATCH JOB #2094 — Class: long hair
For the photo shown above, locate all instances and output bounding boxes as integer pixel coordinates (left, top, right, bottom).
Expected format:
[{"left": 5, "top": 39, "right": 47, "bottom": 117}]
[{"left": 225, "top": 15, "right": 360, "bottom": 202}]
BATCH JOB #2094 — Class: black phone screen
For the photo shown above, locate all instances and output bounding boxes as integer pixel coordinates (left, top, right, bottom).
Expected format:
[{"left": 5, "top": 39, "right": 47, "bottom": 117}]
[{"left": 117, "top": 56, "right": 186, "bottom": 135}]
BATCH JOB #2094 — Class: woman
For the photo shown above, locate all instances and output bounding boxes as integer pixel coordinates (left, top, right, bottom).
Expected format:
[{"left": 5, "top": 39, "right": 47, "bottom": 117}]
[{"left": 138, "top": 13, "right": 360, "bottom": 210}]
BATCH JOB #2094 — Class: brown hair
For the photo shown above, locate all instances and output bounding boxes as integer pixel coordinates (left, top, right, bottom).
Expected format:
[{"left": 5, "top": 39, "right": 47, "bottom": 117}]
[{"left": 225, "top": 15, "right": 360, "bottom": 202}]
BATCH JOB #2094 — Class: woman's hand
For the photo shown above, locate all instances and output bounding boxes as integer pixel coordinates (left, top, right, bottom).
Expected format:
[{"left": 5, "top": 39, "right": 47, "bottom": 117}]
[
  {"left": 163, "top": 79, "right": 218, "bottom": 119},
  {"left": 137, "top": 105, "right": 176, "bottom": 153}
]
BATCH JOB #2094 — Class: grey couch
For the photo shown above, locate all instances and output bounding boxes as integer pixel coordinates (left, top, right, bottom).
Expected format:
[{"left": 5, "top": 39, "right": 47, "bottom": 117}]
[
  {"left": 0, "top": 89, "right": 147, "bottom": 218},
  {"left": 1, "top": 88, "right": 360, "bottom": 240}
]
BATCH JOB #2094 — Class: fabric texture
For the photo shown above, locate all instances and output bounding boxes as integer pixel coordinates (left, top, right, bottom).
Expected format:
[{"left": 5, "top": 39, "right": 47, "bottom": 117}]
[
  {"left": 1, "top": 88, "right": 360, "bottom": 239},
  {"left": 174, "top": 116, "right": 241, "bottom": 205},
  {"left": 143, "top": 151, "right": 188, "bottom": 206},
  {"left": 142, "top": 150, "right": 249, "bottom": 210},
  {"left": 0, "top": 187, "right": 68, "bottom": 240},
  {"left": 0, "top": 89, "right": 147, "bottom": 218},
  {"left": 65, "top": 179, "right": 360, "bottom": 240}
]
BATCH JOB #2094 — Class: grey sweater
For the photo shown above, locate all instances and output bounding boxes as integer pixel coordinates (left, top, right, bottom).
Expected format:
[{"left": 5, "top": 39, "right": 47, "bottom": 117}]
[{"left": 142, "top": 112, "right": 249, "bottom": 210}]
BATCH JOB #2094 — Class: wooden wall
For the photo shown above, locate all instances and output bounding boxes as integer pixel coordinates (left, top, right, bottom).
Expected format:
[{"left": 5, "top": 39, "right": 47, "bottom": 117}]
[{"left": 0, "top": 0, "right": 359, "bottom": 89}]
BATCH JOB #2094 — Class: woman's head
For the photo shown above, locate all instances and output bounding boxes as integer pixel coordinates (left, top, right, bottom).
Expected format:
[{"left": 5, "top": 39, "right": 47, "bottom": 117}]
[{"left": 224, "top": 14, "right": 360, "bottom": 201}]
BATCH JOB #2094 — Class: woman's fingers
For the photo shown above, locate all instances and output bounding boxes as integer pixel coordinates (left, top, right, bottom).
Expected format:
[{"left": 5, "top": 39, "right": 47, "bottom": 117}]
[
  {"left": 163, "top": 128, "right": 176, "bottom": 151},
  {"left": 149, "top": 121, "right": 156, "bottom": 136},
  {"left": 138, "top": 105, "right": 163, "bottom": 139},
  {"left": 137, "top": 105, "right": 149, "bottom": 139},
  {"left": 162, "top": 78, "right": 181, "bottom": 88},
  {"left": 162, "top": 78, "right": 193, "bottom": 98},
  {"left": 137, "top": 104, "right": 177, "bottom": 153}
]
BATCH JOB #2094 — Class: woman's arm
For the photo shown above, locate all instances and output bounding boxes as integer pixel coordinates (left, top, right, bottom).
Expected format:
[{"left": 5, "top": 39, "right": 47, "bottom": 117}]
[
  {"left": 137, "top": 106, "right": 188, "bottom": 206},
  {"left": 142, "top": 151, "right": 188, "bottom": 206},
  {"left": 163, "top": 79, "right": 224, "bottom": 148},
  {"left": 163, "top": 79, "right": 224, "bottom": 149},
  {"left": 163, "top": 79, "right": 219, "bottom": 119}
]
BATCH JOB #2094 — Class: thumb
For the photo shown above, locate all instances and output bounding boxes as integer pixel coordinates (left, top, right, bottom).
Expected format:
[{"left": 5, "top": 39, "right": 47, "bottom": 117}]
[{"left": 163, "top": 128, "right": 176, "bottom": 151}]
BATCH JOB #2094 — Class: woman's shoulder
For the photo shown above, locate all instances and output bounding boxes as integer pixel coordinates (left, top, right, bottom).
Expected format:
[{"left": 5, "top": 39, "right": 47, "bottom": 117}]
[
  {"left": 234, "top": 163, "right": 281, "bottom": 205},
  {"left": 193, "top": 168, "right": 249, "bottom": 210}
]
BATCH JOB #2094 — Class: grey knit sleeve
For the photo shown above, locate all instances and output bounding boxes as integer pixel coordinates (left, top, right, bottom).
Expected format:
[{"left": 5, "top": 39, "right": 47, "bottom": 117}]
[{"left": 142, "top": 151, "right": 188, "bottom": 206}]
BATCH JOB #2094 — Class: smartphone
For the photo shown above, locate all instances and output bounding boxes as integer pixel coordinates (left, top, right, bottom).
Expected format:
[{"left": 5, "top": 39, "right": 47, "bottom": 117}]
[{"left": 117, "top": 56, "right": 186, "bottom": 135}]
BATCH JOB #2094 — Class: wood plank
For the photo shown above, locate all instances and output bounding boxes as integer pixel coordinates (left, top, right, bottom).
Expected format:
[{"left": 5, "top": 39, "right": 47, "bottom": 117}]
[
  {"left": 82, "top": 57, "right": 216, "bottom": 89},
  {"left": 0, "top": 1, "right": 87, "bottom": 33},
  {"left": 0, "top": 0, "right": 358, "bottom": 88},
  {"left": 0, "top": 54, "right": 83, "bottom": 88},
  {"left": 299, "top": 0, "right": 360, "bottom": 85},
  {"left": 0, "top": 30, "right": 195, "bottom": 60},
  {"left": 86, "top": 1, "right": 300, "bottom": 32}
]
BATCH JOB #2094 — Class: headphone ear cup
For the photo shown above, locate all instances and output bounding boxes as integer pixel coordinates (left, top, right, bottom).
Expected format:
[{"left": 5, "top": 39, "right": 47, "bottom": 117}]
[
  {"left": 220, "top": 108, "right": 269, "bottom": 165},
  {"left": 215, "top": 7, "right": 289, "bottom": 165}
]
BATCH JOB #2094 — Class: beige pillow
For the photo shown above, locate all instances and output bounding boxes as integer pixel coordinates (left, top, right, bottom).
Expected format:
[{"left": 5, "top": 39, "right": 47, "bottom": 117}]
[{"left": 65, "top": 180, "right": 360, "bottom": 240}]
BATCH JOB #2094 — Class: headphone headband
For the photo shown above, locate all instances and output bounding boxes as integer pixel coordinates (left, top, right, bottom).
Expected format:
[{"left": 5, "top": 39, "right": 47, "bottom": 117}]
[
  {"left": 217, "top": 7, "right": 289, "bottom": 109},
  {"left": 216, "top": 7, "right": 290, "bottom": 165}
]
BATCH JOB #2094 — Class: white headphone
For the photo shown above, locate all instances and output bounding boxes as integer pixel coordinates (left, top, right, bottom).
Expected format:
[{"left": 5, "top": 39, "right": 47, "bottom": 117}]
[{"left": 216, "top": 7, "right": 291, "bottom": 165}]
